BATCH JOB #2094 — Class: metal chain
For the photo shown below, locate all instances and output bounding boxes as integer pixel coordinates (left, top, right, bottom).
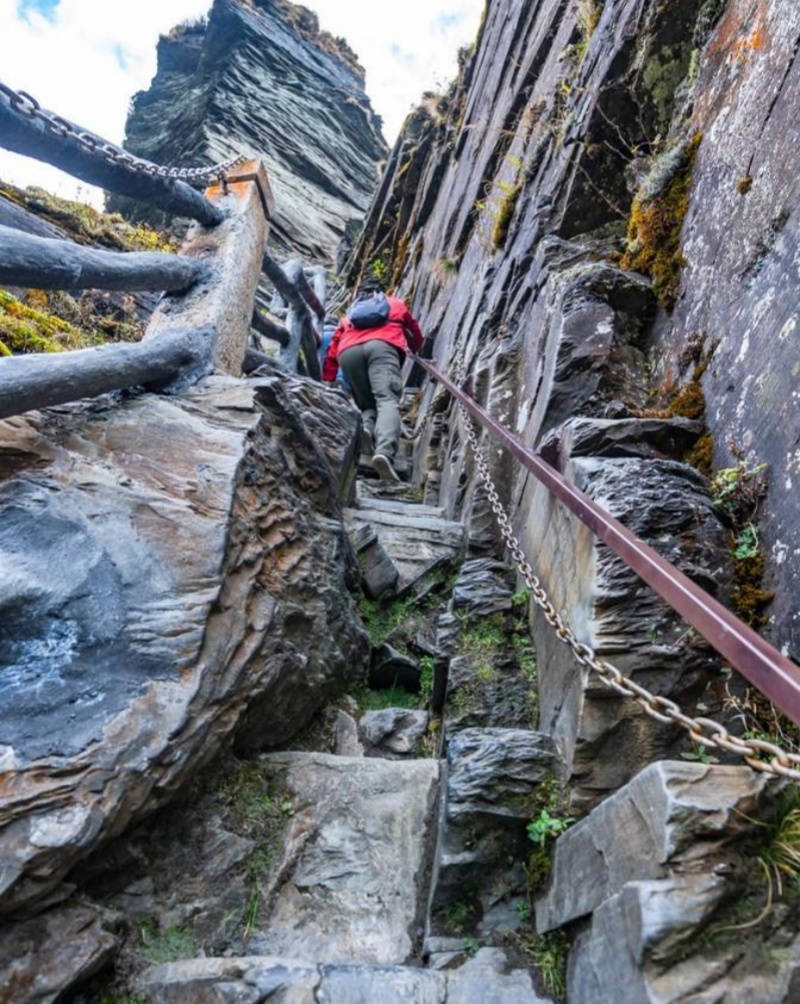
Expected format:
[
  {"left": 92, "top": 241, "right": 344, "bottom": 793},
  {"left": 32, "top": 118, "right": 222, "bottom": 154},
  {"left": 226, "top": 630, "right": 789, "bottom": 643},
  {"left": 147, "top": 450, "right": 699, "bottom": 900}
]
[
  {"left": 0, "top": 81, "right": 246, "bottom": 184},
  {"left": 458, "top": 399, "right": 800, "bottom": 782}
]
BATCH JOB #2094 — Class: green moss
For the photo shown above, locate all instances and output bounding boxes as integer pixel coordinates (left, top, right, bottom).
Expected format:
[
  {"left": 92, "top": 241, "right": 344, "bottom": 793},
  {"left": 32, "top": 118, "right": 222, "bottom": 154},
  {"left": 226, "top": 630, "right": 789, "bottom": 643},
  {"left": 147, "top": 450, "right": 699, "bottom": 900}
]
[
  {"left": 356, "top": 685, "right": 417, "bottom": 711},
  {"left": 620, "top": 134, "right": 702, "bottom": 310}
]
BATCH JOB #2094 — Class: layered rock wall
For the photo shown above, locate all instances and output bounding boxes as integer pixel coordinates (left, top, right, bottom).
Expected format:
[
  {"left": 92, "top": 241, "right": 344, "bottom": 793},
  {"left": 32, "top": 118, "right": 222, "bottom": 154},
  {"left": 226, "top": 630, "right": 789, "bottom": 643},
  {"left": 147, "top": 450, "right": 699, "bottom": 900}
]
[
  {"left": 348, "top": 0, "right": 799, "bottom": 802},
  {"left": 111, "top": 0, "right": 387, "bottom": 263}
]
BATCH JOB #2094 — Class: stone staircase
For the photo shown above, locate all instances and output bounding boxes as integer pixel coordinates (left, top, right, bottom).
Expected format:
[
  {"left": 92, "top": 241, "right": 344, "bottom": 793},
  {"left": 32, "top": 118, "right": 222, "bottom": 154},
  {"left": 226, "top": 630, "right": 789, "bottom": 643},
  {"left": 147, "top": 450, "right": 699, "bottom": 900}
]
[{"left": 131, "top": 464, "right": 554, "bottom": 1002}]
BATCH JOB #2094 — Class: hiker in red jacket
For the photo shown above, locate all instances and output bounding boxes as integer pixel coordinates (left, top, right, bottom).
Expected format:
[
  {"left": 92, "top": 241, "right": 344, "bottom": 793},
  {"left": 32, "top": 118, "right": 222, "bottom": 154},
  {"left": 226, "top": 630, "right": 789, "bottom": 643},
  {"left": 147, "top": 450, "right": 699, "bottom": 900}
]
[{"left": 323, "top": 278, "right": 424, "bottom": 482}]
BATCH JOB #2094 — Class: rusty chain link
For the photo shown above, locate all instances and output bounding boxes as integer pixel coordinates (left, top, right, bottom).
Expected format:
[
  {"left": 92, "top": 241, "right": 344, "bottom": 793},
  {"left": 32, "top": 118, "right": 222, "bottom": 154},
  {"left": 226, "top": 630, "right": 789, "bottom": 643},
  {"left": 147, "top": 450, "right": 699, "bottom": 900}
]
[
  {"left": 456, "top": 387, "right": 800, "bottom": 782},
  {"left": 0, "top": 81, "right": 246, "bottom": 184}
]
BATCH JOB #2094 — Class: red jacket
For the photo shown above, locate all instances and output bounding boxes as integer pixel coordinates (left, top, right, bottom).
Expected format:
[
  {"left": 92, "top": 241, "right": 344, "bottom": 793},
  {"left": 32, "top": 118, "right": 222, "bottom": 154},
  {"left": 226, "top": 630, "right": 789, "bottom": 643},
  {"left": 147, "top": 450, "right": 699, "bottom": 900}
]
[{"left": 322, "top": 295, "right": 424, "bottom": 381}]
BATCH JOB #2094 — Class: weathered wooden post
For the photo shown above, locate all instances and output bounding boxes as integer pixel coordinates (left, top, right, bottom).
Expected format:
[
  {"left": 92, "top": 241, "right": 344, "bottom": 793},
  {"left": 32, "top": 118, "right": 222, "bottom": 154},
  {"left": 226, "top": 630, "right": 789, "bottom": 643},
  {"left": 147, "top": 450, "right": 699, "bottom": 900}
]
[{"left": 144, "top": 160, "right": 274, "bottom": 379}]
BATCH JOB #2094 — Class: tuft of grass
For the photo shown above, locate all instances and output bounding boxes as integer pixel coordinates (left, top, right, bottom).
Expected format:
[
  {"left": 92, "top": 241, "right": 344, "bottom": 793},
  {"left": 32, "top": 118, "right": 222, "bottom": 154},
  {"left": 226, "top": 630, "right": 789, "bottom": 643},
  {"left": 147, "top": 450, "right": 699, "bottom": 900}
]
[
  {"left": 512, "top": 930, "right": 569, "bottom": 999},
  {"left": 137, "top": 919, "right": 196, "bottom": 964},
  {"left": 356, "top": 684, "right": 417, "bottom": 711}
]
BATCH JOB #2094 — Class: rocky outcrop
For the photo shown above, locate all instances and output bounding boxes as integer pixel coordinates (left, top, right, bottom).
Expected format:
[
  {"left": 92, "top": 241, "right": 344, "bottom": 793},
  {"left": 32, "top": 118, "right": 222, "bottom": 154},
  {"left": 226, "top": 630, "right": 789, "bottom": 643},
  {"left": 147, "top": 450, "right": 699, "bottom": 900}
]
[
  {"left": 0, "top": 372, "right": 368, "bottom": 917},
  {"left": 536, "top": 762, "right": 800, "bottom": 1003},
  {"left": 111, "top": 0, "right": 387, "bottom": 263}
]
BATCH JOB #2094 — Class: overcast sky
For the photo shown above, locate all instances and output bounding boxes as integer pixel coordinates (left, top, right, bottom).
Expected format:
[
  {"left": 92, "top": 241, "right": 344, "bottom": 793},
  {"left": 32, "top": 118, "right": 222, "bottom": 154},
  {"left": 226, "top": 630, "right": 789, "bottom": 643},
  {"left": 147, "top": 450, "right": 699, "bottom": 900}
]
[{"left": 0, "top": 0, "right": 484, "bottom": 206}]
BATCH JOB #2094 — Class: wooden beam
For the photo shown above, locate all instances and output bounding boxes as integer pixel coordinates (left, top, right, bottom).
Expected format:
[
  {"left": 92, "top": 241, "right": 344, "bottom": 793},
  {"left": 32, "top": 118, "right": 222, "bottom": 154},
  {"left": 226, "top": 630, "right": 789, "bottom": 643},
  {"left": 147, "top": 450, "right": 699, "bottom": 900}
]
[
  {"left": 261, "top": 255, "right": 321, "bottom": 380},
  {"left": 0, "top": 90, "right": 223, "bottom": 227},
  {"left": 144, "top": 159, "right": 272, "bottom": 378},
  {"left": 0, "top": 225, "right": 208, "bottom": 292},
  {"left": 251, "top": 309, "right": 290, "bottom": 347},
  {"left": 0, "top": 329, "right": 197, "bottom": 421}
]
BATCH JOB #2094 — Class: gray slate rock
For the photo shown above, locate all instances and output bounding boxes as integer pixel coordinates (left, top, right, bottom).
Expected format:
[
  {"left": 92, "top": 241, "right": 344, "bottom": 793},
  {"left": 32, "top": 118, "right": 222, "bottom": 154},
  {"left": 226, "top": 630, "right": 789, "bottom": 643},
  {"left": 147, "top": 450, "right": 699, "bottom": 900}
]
[
  {"left": 0, "top": 373, "right": 368, "bottom": 915},
  {"left": 334, "top": 710, "right": 363, "bottom": 758},
  {"left": 111, "top": 0, "right": 387, "bottom": 264},
  {"left": 138, "top": 949, "right": 552, "bottom": 1003},
  {"left": 450, "top": 559, "right": 514, "bottom": 617},
  {"left": 432, "top": 729, "right": 563, "bottom": 927},
  {"left": 537, "top": 761, "right": 767, "bottom": 933},
  {"left": 247, "top": 752, "right": 439, "bottom": 965},
  {"left": 359, "top": 708, "right": 430, "bottom": 757},
  {"left": 0, "top": 903, "right": 119, "bottom": 1004},
  {"left": 370, "top": 644, "right": 421, "bottom": 692}
]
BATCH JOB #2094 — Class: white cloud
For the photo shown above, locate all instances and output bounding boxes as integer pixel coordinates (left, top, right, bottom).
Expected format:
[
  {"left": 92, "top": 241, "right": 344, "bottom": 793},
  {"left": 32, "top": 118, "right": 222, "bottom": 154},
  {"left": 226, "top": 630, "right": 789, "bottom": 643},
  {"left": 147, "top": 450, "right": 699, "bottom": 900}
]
[{"left": 0, "top": 0, "right": 483, "bottom": 207}]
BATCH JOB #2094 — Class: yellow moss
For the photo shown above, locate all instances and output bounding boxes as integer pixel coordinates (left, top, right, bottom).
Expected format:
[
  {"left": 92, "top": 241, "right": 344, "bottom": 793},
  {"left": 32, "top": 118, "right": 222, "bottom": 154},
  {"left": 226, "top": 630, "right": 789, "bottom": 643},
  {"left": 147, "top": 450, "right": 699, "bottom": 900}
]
[
  {"left": 0, "top": 289, "right": 95, "bottom": 354},
  {"left": 731, "top": 552, "right": 774, "bottom": 627},
  {"left": 620, "top": 134, "right": 702, "bottom": 311},
  {"left": 737, "top": 175, "right": 753, "bottom": 195},
  {"left": 0, "top": 180, "right": 176, "bottom": 252},
  {"left": 686, "top": 433, "right": 714, "bottom": 476},
  {"left": 665, "top": 376, "right": 706, "bottom": 420},
  {"left": 491, "top": 182, "right": 522, "bottom": 250}
]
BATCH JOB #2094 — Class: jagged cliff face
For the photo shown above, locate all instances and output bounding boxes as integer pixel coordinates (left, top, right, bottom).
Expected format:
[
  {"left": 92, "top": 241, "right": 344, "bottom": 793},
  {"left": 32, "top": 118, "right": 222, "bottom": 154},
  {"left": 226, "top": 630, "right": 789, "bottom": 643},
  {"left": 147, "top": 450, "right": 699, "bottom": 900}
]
[
  {"left": 112, "top": 0, "right": 387, "bottom": 263},
  {"left": 351, "top": 0, "right": 800, "bottom": 662}
]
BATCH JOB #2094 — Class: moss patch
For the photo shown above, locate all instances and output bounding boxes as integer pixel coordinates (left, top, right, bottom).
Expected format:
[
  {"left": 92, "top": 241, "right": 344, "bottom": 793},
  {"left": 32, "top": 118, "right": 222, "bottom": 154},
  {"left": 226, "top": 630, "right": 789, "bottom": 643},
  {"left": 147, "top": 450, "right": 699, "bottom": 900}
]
[
  {"left": 0, "top": 180, "right": 177, "bottom": 252},
  {"left": 491, "top": 182, "right": 522, "bottom": 250},
  {"left": 620, "top": 134, "right": 702, "bottom": 310},
  {"left": 0, "top": 289, "right": 95, "bottom": 354}
]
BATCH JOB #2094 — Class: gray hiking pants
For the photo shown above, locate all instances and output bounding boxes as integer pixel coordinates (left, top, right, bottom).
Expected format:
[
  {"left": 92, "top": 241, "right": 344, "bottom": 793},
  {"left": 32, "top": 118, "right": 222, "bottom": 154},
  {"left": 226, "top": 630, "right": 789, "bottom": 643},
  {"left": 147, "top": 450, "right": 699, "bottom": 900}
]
[{"left": 339, "top": 339, "right": 403, "bottom": 460}]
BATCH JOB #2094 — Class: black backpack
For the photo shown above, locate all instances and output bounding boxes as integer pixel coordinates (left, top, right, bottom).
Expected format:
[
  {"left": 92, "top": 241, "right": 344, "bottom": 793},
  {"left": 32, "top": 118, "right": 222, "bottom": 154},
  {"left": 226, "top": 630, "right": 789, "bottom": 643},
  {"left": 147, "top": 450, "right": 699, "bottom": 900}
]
[{"left": 347, "top": 292, "right": 391, "bottom": 329}]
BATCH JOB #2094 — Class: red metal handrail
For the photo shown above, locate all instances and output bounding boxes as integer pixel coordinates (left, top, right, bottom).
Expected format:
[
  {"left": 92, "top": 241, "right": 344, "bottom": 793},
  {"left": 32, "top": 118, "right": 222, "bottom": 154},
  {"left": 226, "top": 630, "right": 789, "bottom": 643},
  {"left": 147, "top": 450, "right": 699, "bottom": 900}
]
[{"left": 415, "top": 355, "right": 800, "bottom": 726}]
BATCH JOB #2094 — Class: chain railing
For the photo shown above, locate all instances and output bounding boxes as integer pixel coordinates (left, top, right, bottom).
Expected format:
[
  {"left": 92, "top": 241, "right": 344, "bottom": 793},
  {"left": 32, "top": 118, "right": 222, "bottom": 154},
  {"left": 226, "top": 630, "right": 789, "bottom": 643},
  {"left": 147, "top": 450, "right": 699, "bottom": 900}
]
[
  {"left": 0, "top": 82, "right": 246, "bottom": 185},
  {"left": 416, "top": 351, "right": 800, "bottom": 783}
]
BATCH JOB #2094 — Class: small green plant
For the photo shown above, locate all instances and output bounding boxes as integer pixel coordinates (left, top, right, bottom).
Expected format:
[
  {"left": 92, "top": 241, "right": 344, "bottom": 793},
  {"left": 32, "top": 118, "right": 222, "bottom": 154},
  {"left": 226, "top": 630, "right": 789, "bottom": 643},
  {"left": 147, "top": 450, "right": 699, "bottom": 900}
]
[
  {"left": 526, "top": 797, "right": 574, "bottom": 890},
  {"left": 709, "top": 447, "right": 772, "bottom": 626},
  {"left": 717, "top": 790, "right": 800, "bottom": 933},
  {"left": 369, "top": 256, "right": 389, "bottom": 280},
  {"left": 463, "top": 937, "right": 479, "bottom": 954},
  {"left": 511, "top": 587, "right": 531, "bottom": 607},
  {"left": 733, "top": 523, "right": 760, "bottom": 560},
  {"left": 680, "top": 744, "right": 719, "bottom": 764},
  {"left": 711, "top": 461, "right": 768, "bottom": 519},
  {"left": 527, "top": 809, "right": 574, "bottom": 847},
  {"left": 356, "top": 684, "right": 417, "bottom": 710},
  {"left": 517, "top": 899, "right": 532, "bottom": 922},
  {"left": 512, "top": 633, "right": 537, "bottom": 683}
]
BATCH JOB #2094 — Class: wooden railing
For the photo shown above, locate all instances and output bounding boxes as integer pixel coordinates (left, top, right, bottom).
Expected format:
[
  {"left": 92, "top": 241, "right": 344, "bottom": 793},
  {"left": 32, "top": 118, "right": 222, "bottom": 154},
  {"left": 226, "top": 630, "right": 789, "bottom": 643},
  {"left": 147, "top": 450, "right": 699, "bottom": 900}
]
[{"left": 0, "top": 82, "right": 326, "bottom": 420}]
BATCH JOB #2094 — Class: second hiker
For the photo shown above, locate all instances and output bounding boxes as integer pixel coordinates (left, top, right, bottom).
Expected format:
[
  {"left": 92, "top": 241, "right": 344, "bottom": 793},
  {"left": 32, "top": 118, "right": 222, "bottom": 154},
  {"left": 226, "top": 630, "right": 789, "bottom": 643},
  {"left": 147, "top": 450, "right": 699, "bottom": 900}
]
[{"left": 322, "top": 278, "right": 424, "bottom": 481}]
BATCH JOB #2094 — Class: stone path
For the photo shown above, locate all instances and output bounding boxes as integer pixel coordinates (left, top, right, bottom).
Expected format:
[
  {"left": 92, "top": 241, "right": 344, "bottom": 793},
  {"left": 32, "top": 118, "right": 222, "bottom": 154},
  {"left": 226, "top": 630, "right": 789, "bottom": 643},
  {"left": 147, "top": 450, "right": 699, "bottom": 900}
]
[{"left": 130, "top": 468, "right": 552, "bottom": 1003}]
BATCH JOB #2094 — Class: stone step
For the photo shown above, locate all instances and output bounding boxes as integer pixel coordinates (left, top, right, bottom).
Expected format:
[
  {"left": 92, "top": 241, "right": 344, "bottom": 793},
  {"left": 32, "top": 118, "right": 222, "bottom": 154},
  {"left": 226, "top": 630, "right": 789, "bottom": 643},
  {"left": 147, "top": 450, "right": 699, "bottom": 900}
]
[
  {"left": 343, "top": 503, "right": 465, "bottom": 595},
  {"left": 242, "top": 752, "right": 440, "bottom": 966},
  {"left": 138, "top": 947, "right": 553, "bottom": 1002},
  {"left": 353, "top": 493, "right": 447, "bottom": 521}
]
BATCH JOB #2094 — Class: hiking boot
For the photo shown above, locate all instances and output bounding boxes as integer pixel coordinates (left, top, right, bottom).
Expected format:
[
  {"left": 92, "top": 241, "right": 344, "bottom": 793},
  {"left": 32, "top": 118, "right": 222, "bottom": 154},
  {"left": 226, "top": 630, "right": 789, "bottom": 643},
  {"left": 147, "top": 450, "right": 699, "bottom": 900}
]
[
  {"left": 372, "top": 453, "right": 400, "bottom": 482},
  {"left": 361, "top": 427, "right": 375, "bottom": 456}
]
